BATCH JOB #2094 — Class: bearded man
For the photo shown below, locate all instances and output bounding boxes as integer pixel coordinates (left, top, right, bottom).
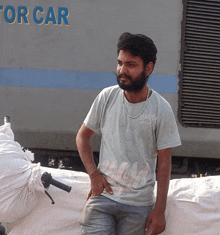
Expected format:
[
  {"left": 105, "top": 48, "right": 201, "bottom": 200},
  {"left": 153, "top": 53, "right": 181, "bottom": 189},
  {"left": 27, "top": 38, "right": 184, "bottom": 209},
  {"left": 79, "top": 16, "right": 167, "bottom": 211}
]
[{"left": 76, "top": 32, "right": 181, "bottom": 235}]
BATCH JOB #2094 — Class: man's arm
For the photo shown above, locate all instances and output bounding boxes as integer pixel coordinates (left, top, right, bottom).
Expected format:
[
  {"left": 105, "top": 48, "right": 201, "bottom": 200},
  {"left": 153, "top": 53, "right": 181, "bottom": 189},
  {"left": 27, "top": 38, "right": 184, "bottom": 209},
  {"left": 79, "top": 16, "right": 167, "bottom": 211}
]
[
  {"left": 145, "top": 148, "right": 171, "bottom": 235},
  {"left": 76, "top": 124, "right": 113, "bottom": 199}
]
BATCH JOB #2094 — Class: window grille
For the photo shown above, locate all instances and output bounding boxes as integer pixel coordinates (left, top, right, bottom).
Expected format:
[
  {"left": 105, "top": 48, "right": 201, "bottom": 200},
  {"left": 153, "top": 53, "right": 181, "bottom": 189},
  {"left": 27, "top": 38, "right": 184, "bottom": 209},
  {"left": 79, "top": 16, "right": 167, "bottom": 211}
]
[{"left": 179, "top": 0, "right": 220, "bottom": 128}]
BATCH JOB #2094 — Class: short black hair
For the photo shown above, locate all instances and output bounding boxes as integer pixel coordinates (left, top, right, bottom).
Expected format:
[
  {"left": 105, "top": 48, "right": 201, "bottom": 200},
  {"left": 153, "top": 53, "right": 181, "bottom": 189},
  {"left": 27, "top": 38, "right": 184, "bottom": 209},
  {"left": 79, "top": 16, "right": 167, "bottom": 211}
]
[{"left": 117, "top": 32, "right": 157, "bottom": 66}]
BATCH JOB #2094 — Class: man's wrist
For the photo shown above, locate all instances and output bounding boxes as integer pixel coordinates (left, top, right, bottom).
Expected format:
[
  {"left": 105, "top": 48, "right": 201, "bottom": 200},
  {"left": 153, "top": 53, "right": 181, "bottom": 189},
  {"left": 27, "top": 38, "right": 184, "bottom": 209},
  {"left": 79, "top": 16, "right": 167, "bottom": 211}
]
[
  {"left": 152, "top": 205, "right": 166, "bottom": 214},
  {"left": 89, "top": 169, "right": 101, "bottom": 179}
]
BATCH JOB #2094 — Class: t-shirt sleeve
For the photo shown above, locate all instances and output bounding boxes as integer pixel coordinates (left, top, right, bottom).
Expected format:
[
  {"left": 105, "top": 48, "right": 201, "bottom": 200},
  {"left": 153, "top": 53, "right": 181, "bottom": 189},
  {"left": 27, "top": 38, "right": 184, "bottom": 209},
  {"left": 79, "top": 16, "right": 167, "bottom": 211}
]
[
  {"left": 83, "top": 89, "right": 106, "bottom": 133},
  {"left": 156, "top": 103, "right": 182, "bottom": 150}
]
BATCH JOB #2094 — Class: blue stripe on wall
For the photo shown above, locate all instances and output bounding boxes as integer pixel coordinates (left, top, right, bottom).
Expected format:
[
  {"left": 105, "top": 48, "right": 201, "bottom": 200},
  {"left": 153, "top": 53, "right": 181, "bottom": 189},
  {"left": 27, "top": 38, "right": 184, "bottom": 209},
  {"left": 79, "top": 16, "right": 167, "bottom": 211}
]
[{"left": 0, "top": 68, "right": 178, "bottom": 93}]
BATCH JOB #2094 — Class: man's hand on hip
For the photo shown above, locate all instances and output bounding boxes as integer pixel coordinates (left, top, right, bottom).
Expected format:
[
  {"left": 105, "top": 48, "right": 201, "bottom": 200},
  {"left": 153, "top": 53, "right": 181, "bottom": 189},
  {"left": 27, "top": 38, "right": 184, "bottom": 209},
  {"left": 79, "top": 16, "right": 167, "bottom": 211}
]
[{"left": 87, "top": 169, "right": 113, "bottom": 200}]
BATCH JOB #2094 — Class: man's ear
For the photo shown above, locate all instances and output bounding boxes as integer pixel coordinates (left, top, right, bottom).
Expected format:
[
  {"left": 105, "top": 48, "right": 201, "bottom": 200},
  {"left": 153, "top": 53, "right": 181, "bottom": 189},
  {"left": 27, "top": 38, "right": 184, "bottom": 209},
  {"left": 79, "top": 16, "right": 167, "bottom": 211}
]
[{"left": 145, "top": 62, "right": 154, "bottom": 77}]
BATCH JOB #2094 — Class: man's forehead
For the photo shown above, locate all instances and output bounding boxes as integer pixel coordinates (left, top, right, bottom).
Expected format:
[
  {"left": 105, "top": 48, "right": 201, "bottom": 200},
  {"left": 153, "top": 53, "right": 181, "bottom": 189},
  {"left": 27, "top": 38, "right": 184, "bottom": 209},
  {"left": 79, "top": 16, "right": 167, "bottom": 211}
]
[{"left": 117, "top": 50, "right": 143, "bottom": 63}]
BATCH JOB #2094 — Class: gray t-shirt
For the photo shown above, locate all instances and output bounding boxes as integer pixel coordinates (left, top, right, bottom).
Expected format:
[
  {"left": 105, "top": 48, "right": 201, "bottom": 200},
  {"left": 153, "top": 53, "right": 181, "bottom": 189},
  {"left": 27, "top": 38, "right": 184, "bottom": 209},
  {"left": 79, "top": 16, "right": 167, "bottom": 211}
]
[{"left": 84, "top": 85, "right": 181, "bottom": 206}]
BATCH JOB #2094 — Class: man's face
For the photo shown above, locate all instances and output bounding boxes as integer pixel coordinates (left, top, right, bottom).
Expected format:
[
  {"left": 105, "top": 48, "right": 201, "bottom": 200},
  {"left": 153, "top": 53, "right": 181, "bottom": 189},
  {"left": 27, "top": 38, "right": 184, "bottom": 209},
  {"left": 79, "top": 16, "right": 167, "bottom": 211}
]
[{"left": 116, "top": 50, "right": 148, "bottom": 92}]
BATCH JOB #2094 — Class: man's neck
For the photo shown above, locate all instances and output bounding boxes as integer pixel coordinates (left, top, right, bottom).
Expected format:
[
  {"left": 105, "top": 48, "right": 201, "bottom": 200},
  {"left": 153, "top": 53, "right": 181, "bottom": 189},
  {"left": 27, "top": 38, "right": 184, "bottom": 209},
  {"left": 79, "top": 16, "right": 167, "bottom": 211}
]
[{"left": 124, "top": 84, "right": 150, "bottom": 103}]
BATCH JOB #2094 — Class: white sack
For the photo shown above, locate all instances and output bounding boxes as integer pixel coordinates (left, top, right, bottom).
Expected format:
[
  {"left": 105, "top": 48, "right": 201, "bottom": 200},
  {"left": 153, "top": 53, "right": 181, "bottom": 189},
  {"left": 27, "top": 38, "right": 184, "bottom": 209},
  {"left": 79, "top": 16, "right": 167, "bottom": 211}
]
[
  {"left": 7, "top": 167, "right": 90, "bottom": 235},
  {"left": 160, "top": 175, "right": 220, "bottom": 235},
  {"left": 0, "top": 123, "right": 44, "bottom": 223}
]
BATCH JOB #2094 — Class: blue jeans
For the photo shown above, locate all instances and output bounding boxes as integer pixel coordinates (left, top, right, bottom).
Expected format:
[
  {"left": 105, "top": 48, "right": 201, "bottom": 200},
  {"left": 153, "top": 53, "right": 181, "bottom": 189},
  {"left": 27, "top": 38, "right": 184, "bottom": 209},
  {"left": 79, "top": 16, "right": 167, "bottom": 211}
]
[{"left": 79, "top": 195, "right": 153, "bottom": 235}]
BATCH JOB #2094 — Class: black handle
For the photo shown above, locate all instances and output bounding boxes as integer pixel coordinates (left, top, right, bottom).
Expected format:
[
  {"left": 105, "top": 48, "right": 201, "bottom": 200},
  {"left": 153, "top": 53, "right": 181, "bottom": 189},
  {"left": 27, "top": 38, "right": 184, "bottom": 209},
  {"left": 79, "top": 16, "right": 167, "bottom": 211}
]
[
  {"left": 50, "top": 178, "right": 72, "bottom": 193},
  {"left": 41, "top": 172, "right": 72, "bottom": 193}
]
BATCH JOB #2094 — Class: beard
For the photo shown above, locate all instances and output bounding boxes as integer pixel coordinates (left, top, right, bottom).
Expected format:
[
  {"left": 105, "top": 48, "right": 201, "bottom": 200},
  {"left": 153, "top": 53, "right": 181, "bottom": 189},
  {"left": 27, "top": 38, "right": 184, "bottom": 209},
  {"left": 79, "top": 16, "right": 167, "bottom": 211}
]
[{"left": 117, "top": 70, "right": 148, "bottom": 92}]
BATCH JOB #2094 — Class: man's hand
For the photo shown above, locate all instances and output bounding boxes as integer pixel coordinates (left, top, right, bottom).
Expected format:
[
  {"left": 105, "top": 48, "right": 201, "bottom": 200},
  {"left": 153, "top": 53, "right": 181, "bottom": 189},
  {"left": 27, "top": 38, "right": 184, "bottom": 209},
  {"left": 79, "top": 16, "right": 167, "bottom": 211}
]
[
  {"left": 87, "top": 169, "right": 113, "bottom": 200},
  {"left": 145, "top": 209, "right": 166, "bottom": 235}
]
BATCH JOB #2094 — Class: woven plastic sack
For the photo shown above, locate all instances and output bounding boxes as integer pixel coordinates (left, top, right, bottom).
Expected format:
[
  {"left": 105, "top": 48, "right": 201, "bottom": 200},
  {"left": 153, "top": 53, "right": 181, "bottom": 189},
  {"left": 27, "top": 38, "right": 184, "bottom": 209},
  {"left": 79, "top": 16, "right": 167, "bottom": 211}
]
[
  {"left": 160, "top": 176, "right": 220, "bottom": 235},
  {"left": 145, "top": 176, "right": 220, "bottom": 235},
  {"left": 0, "top": 123, "right": 44, "bottom": 223}
]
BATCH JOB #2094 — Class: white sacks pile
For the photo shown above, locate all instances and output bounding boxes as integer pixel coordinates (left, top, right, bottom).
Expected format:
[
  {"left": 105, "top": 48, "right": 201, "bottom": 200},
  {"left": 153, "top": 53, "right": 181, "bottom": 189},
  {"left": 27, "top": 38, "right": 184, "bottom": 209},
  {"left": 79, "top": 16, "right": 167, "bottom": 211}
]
[
  {"left": 7, "top": 171, "right": 220, "bottom": 235},
  {"left": 7, "top": 167, "right": 90, "bottom": 235},
  {"left": 2, "top": 121, "right": 220, "bottom": 234},
  {"left": 8, "top": 171, "right": 220, "bottom": 235},
  {"left": 0, "top": 122, "right": 44, "bottom": 223},
  {"left": 0, "top": 121, "right": 90, "bottom": 235}
]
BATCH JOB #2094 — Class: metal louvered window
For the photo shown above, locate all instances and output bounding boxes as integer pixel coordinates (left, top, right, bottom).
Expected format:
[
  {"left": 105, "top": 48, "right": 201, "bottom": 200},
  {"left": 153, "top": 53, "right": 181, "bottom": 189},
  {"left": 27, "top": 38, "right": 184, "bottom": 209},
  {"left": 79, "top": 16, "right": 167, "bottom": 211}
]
[{"left": 179, "top": 0, "right": 220, "bottom": 128}]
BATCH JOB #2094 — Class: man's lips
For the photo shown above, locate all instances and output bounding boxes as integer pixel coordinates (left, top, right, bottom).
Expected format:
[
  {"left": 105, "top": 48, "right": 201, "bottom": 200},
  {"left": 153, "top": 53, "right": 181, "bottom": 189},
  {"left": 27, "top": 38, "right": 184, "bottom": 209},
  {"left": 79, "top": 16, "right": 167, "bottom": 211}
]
[
  {"left": 118, "top": 75, "right": 131, "bottom": 82},
  {"left": 120, "top": 77, "right": 128, "bottom": 81}
]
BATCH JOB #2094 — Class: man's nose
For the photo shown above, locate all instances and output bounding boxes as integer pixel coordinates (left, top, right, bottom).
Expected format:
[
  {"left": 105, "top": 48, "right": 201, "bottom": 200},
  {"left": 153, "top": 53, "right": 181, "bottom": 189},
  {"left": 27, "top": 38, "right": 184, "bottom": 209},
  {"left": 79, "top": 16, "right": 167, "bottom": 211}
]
[{"left": 119, "top": 64, "right": 127, "bottom": 74}]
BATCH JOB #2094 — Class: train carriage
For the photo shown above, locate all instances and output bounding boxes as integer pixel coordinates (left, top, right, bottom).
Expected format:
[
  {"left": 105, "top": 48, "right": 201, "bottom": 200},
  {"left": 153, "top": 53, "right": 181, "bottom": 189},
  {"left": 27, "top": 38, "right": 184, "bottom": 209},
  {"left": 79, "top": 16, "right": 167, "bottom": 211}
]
[{"left": 1, "top": 0, "right": 220, "bottom": 162}]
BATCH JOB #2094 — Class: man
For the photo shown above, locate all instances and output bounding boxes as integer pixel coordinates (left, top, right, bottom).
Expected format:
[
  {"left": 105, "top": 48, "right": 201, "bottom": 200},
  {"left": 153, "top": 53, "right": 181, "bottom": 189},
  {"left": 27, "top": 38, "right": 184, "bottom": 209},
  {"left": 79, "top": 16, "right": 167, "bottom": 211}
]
[{"left": 76, "top": 32, "right": 181, "bottom": 235}]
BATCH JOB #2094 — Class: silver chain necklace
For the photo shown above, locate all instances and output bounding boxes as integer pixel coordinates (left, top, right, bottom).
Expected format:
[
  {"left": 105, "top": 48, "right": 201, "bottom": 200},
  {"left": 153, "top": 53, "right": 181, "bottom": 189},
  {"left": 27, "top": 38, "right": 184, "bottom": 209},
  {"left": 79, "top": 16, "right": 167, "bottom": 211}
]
[{"left": 122, "top": 86, "right": 150, "bottom": 119}]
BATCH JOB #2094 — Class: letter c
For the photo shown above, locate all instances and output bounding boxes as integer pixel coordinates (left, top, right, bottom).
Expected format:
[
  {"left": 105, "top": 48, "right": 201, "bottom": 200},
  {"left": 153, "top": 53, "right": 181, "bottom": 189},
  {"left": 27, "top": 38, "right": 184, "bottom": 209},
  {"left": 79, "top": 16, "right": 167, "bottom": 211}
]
[{"left": 33, "top": 6, "right": 44, "bottom": 24}]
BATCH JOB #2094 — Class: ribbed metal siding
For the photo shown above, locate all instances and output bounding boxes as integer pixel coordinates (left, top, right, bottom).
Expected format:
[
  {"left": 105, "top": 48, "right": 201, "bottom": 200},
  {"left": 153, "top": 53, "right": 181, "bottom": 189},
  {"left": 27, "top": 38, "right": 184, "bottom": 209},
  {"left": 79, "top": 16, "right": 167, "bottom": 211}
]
[{"left": 179, "top": 0, "right": 220, "bottom": 128}]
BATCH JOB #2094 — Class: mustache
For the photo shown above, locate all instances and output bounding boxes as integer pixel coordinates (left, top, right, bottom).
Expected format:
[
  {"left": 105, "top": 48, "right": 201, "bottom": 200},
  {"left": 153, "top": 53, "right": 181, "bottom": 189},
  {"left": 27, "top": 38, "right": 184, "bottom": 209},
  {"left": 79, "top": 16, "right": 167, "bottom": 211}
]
[{"left": 117, "top": 74, "right": 132, "bottom": 81}]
